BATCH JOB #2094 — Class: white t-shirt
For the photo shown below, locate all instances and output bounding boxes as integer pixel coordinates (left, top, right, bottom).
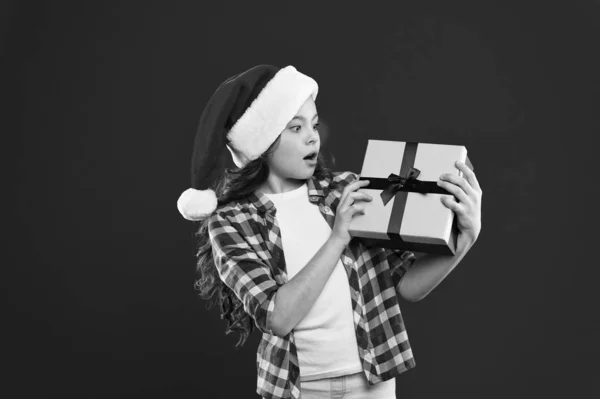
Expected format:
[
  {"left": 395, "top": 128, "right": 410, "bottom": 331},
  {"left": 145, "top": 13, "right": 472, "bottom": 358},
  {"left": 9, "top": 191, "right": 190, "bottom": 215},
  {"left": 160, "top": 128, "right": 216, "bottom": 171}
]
[{"left": 263, "top": 182, "right": 363, "bottom": 382}]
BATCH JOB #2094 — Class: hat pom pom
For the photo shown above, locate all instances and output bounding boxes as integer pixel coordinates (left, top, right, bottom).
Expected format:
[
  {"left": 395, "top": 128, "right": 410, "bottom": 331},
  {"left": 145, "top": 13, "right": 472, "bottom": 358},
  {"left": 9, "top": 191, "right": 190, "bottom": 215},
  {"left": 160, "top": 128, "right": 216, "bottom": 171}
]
[{"left": 177, "top": 188, "right": 218, "bottom": 221}]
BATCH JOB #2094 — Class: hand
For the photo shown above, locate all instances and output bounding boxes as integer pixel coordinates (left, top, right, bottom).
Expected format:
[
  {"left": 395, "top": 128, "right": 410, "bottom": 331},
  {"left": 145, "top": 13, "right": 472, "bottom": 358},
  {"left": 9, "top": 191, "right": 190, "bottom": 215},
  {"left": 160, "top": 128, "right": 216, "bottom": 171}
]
[
  {"left": 331, "top": 178, "right": 373, "bottom": 246},
  {"left": 437, "top": 160, "right": 482, "bottom": 250}
]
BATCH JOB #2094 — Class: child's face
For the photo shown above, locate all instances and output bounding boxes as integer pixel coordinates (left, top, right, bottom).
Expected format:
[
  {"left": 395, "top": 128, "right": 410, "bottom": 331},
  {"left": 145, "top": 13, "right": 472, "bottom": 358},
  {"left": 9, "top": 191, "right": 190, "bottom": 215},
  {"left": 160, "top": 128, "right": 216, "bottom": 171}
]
[{"left": 265, "top": 96, "right": 321, "bottom": 181}]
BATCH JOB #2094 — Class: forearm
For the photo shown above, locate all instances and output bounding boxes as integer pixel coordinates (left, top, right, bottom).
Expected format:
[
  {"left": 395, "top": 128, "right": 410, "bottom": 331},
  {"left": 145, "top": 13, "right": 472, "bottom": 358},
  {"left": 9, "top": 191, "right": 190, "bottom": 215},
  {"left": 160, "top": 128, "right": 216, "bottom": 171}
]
[
  {"left": 269, "top": 235, "right": 347, "bottom": 337},
  {"left": 398, "top": 238, "right": 472, "bottom": 302}
]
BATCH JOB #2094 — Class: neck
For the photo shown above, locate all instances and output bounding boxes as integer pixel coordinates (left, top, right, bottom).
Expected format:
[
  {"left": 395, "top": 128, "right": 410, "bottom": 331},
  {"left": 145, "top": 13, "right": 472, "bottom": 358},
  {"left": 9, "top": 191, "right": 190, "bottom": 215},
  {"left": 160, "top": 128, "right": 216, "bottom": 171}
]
[{"left": 257, "top": 178, "right": 306, "bottom": 195}]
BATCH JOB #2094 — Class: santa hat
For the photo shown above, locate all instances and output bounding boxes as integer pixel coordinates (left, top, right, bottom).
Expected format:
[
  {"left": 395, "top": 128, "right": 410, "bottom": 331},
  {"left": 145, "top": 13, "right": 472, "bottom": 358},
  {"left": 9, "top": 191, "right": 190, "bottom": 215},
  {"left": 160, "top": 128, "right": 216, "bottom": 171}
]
[{"left": 176, "top": 65, "right": 319, "bottom": 221}]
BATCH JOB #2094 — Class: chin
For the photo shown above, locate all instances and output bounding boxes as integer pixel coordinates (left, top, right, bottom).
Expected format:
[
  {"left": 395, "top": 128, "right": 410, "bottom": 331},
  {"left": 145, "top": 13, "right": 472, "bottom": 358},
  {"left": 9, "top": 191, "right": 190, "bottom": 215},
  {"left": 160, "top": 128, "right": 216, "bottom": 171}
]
[{"left": 291, "top": 171, "right": 312, "bottom": 181}]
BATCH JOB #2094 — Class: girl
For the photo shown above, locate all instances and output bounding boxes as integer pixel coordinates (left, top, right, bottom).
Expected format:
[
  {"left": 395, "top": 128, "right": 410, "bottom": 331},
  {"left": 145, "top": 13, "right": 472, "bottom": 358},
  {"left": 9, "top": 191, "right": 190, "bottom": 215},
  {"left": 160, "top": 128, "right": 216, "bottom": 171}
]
[{"left": 177, "top": 65, "right": 482, "bottom": 399}]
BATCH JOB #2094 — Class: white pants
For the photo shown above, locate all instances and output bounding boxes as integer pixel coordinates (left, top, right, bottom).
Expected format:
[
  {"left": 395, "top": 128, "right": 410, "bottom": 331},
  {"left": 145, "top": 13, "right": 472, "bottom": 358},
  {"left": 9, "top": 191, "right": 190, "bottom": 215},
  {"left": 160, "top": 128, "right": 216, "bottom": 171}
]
[{"left": 299, "top": 372, "right": 396, "bottom": 399}]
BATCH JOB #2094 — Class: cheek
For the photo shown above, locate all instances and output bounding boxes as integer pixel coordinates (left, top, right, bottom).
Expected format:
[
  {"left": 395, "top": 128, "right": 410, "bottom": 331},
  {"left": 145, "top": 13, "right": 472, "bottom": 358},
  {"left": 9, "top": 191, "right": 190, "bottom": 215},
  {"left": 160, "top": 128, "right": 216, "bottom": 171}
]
[
  {"left": 279, "top": 149, "right": 299, "bottom": 165},
  {"left": 275, "top": 138, "right": 299, "bottom": 159},
  {"left": 269, "top": 146, "right": 290, "bottom": 168}
]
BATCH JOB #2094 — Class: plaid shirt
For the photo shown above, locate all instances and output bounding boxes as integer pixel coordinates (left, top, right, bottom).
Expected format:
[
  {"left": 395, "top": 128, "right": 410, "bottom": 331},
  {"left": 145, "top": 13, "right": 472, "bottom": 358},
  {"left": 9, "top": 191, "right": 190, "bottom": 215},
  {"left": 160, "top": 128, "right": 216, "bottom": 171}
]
[{"left": 208, "top": 170, "right": 417, "bottom": 399}]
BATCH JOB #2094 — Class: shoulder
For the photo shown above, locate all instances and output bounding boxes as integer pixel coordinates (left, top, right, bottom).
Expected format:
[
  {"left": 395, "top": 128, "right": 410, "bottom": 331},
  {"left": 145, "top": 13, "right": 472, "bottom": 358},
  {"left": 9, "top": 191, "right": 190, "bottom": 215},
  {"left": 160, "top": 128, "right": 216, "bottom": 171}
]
[
  {"left": 207, "top": 205, "right": 261, "bottom": 254},
  {"left": 207, "top": 201, "right": 250, "bottom": 234}
]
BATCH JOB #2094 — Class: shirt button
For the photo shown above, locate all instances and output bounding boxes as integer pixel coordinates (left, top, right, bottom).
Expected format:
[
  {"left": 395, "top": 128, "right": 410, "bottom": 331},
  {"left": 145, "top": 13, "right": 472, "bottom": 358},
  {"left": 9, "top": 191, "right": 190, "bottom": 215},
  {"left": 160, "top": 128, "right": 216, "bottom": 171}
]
[{"left": 322, "top": 206, "right": 331, "bottom": 213}]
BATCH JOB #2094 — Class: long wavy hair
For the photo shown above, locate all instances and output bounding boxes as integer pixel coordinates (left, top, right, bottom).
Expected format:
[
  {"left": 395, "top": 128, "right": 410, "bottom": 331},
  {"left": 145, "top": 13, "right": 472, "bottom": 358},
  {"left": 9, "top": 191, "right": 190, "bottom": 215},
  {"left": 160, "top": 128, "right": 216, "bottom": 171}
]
[{"left": 193, "top": 124, "right": 345, "bottom": 348}]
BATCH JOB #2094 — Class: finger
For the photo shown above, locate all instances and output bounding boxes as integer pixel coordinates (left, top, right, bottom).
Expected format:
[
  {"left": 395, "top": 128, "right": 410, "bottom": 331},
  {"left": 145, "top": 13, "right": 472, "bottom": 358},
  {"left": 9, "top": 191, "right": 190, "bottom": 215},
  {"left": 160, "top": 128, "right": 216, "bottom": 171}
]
[
  {"left": 342, "top": 177, "right": 367, "bottom": 195},
  {"left": 351, "top": 203, "right": 366, "bottom": 215},
  {"left": 455, "top": 160, "right": 481, "bottom": 192},
  {"left": 341, "top": 180, "right": 370, "bottom": 206},
  {"left": 342, "top": 194, "right": 369, "bottom": 214},
  {"left": 348, "top": 191, "right": 373, "bottom": 201},
  {"left": 353, "top": 179, "right": 371, "bottom": 189},
  {"left": 339, "top": 181, "right": 355, "bottom": 207},
  {"left": 440, "top": 195, "right": 464, "bottom": 213},
  {"left": 339, "top": 189, "right": 355, "bottom": 211},
  {"left": 437, "top": 176, "right": 470, "bottom": 204}
]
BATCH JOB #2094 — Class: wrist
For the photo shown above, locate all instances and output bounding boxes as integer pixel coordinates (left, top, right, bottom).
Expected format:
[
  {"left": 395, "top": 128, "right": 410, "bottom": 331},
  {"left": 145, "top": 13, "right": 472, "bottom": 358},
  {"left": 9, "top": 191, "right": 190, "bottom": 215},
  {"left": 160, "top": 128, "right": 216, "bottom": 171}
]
[
  {"left": 328, "top": 235, "right": 348, "bottom": 250},
  {"left": 456, "top": 232, "right": 475, "bottom": 256}
]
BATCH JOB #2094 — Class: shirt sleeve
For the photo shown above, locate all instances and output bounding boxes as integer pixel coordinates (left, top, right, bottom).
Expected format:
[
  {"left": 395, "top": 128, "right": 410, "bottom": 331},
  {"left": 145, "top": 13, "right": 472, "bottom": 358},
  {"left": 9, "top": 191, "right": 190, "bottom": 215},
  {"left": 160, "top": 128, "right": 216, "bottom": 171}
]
[
  {"left": 207, "top": 211, "right": 278, "bottom": 336},
  {"left": 384, "top": 248, "right": 417, "bottom": 289}
]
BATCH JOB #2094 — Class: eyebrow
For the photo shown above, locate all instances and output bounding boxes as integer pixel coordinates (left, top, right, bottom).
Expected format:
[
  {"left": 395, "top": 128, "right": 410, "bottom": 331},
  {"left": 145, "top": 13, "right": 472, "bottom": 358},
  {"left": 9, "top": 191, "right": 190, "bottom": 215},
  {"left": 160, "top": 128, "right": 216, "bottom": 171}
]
[{"left": 291, "top": 113, "right": 319, "bottom": 121}]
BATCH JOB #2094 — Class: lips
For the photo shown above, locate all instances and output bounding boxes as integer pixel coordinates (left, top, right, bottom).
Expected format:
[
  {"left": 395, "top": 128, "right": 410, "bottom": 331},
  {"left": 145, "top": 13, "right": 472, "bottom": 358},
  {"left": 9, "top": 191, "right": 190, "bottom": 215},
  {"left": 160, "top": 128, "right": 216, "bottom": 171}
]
[{"left": 303, "top": 151, "right": 318, "bottom": 160}]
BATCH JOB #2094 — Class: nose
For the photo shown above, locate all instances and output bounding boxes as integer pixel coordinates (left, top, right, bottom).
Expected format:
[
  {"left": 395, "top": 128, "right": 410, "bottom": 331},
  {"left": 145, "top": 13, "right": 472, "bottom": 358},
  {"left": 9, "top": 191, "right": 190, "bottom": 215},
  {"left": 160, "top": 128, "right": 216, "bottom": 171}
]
[{"left": 306, "top": 127, "right": 319, "bottom": 144}]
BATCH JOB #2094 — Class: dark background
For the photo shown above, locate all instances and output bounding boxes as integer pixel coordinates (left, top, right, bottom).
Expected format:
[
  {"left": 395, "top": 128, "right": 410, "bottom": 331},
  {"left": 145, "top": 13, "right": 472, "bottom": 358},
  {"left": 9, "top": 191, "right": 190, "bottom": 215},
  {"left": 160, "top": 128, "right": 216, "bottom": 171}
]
[{"left": 6, "top": 1, "right": 599, "bottom": 398}]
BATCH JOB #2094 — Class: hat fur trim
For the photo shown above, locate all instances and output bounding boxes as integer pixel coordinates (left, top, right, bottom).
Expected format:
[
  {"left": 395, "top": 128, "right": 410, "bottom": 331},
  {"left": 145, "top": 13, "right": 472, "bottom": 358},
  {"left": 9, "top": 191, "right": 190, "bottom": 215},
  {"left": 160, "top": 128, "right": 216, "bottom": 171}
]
[{"left": 226, "top": 65, "right": 319, "bottom": 168}]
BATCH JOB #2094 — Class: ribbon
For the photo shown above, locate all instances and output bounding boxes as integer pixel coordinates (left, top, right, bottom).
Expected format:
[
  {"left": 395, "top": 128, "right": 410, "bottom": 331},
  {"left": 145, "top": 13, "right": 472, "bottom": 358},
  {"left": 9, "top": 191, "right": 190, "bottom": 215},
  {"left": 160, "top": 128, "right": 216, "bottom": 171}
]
[
  {"left": 361, "top": 167, "right": 455, "bottom": 206},
  {"left": 381, "top": 168, "right": 426, "bottom": 205}
]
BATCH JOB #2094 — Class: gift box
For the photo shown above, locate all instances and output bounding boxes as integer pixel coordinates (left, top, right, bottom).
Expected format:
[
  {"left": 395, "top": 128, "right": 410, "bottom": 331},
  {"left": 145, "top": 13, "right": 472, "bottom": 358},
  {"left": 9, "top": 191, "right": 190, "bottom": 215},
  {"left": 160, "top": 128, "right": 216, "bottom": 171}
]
[{"left": 348, "top": 140, "right": 474, "bottom": 255}]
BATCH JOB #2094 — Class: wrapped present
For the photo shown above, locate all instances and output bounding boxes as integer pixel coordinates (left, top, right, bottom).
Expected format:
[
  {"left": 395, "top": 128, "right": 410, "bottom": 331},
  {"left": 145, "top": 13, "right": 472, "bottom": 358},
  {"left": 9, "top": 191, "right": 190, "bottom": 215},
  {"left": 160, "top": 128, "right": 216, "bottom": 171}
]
[{"left": 348, "top": 140, "right": 474, "bottom": 255}]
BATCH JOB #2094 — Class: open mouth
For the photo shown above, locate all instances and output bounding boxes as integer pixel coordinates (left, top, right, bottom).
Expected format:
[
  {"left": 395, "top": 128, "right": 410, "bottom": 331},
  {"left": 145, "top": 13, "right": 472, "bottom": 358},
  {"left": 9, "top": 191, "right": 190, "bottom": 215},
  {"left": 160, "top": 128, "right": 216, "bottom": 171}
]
[{"left": 303, "top": 152, "right": 318, "bottom": 161}]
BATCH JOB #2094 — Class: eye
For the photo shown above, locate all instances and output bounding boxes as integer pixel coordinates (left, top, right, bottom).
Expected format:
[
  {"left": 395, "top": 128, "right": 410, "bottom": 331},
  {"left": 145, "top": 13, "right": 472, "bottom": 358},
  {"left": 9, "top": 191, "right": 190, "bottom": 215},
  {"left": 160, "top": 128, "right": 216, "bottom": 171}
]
[{"left": 290, "top": 123, "right": 319, "bottom": 133}]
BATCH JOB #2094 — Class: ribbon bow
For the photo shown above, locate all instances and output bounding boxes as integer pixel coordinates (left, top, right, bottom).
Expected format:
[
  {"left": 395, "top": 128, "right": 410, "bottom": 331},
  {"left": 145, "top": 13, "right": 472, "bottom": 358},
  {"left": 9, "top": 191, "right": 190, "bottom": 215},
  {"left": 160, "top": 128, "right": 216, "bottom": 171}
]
[{"left": 380, "top": 167, "right": 421, "bottom": 206}]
